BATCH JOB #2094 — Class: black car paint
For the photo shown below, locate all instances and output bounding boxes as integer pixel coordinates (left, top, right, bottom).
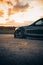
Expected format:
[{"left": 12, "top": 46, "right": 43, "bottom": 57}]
[{"left": 14, "top": 18, "right": 43, "bottom": 38}]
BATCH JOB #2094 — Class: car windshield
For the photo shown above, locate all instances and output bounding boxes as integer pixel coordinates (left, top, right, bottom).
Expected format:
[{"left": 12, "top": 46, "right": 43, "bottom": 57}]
[{"left": 35, "top": 20, "right": 43, "bottom": 25}]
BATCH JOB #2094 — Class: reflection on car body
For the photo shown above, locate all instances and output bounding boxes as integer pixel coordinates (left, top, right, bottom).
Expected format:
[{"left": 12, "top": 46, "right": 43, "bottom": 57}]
[{"left": 14, "top": 18, "right": 43, "bottom": 39}]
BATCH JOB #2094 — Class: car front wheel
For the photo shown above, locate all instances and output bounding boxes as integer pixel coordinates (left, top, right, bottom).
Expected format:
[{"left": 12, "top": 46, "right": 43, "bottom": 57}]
[{"left": 17, "top": 30, "right": 25, "bottom": 38}]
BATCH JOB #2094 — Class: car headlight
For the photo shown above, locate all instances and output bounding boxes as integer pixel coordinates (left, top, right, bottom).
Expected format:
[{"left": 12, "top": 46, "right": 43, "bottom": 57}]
[{"left": 15, "top": 27, "right": 19, "bottom": 31}]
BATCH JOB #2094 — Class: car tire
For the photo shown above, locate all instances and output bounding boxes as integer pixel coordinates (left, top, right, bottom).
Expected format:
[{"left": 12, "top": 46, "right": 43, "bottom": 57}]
[
  {"left": 18, "top": 28, "right": 25, "bottom": 38},
  {"left": 14, "top": 27, "right": 25, "bottom": 38}
]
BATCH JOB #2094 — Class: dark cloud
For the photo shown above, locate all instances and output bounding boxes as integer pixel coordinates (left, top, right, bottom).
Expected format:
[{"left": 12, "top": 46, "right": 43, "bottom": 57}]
[
  {"left": 5, "top": 0, "right": 29, "bottom": 12},
  {"left": 14, "top": 3, "right": 29, "bottom": 8},
  {"left": 14, "top": 0, "right": 29, "bottom": 7},
  {"left": 13, "top": 3, "right": 29, "bottom": 12}
]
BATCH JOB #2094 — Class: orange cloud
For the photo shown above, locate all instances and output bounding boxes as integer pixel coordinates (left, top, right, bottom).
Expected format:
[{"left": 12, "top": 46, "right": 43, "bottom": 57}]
[{"left": 0, "top": 10, "right": 4, "bottom": 17}]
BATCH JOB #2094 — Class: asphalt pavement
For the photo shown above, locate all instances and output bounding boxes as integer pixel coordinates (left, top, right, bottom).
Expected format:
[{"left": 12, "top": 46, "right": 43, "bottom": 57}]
[{"left": 0, "top": 34, "right": 43, "bottom": 65}]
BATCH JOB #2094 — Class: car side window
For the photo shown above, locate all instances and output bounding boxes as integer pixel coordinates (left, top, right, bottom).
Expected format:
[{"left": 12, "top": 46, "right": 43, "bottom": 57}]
[{"left": 35, "top": 20, "right": 43, "bottom": 25}]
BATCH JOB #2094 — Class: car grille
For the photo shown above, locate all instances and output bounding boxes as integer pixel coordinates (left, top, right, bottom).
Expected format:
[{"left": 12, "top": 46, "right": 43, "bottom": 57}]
[{"left": 26, "top": 30, "right": 43, "bottom": 34}]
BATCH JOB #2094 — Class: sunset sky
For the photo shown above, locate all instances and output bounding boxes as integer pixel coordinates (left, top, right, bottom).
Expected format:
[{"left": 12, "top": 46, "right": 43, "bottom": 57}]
[{"left": 0, "top": 0, "right": 43, "bottom": 27}]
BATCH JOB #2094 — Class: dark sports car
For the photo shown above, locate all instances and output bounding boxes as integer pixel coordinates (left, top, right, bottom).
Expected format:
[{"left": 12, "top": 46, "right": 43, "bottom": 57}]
[{"left": 14, "top": 18, "right": 43, "bottom": 39}]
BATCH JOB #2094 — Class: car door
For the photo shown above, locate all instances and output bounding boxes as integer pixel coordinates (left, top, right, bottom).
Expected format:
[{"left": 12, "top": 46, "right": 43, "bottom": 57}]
[
  {"left": 33, "top": 19, "right": 43, "bottom": 37},
  {"left": 26, "top": 19, "right": 43, "bottom": 37}
]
